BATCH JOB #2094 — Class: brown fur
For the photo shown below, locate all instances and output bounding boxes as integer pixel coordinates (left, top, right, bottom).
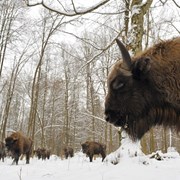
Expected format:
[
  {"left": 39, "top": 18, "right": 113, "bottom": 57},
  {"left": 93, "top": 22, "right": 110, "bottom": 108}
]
[
  {"left": 0, "top": 141, "right": 6, "bottom": 162},
  {"left": 5, "top": 132, "right": 33, "bottom": 165},
  {"left": 33, "top": 148, "right": 41, "bottom": 159},
  {"left": 105, "top": 37, "right": 180, "bottom": 140},
  {"left": 63, "top": 147, "right": 74, "bottom": 159},
  {"left": 81, "top": 141, "right": 106, "bottom": 162},
  {"left": 34, "top": 148, "right": 50, "bottom": 160}
]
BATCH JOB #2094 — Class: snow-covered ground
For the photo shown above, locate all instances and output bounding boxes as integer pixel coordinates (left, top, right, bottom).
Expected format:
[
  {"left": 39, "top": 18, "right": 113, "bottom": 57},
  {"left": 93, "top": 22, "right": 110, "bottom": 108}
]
[{"left": 0, "top": 150, "right": 180, "bottom": 180}]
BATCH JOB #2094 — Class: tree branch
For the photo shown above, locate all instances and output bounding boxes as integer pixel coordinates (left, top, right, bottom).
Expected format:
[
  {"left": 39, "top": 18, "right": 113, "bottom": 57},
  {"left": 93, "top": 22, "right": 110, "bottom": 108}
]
[
  {"left": 172, "top": 0, "right": 180, "bottom": 8},
  {"left": 24, "top": 0, "right": 110, "bottom": 16},
  {"left": 75, "top": 31, "right": 123, "bottom": 76}
]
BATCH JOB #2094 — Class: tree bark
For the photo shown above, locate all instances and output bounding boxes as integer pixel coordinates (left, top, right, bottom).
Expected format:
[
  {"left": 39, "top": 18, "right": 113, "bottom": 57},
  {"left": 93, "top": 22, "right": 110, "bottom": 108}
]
[{"left": 129, "top": 0, "right": 153, "bottom": 54}]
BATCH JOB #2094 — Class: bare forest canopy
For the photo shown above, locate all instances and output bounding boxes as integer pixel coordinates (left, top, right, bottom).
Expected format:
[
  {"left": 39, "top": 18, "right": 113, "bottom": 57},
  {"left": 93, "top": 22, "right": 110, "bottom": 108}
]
[{"left": 0, "top": 0, "right": 180, "bottom": 156}]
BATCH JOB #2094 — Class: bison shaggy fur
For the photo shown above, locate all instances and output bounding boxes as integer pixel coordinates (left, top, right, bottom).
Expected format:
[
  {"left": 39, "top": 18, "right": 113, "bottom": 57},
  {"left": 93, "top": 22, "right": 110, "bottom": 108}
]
[
  {"left": 105, "top": 37, "right": 180, "bottom": 140},
  {"left": 81, "top": 141, "right": 106, "bottom": 162},
  {"left": 63, "top": 147, "right": 74, "bottom": 159},
  {"left": 5, "top": 131, "right": 33, "bottom": 165}
]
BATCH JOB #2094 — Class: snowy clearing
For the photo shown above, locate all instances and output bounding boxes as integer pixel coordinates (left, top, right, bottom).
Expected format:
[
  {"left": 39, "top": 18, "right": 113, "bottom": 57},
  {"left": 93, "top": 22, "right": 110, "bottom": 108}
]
[{"left": 0, "top": 151, "right": 180, "bottom": 180}]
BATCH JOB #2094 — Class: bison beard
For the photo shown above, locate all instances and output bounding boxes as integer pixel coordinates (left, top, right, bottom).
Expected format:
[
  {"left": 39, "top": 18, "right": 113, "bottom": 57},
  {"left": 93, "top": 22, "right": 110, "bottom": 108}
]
[
  {"left": 5, "top": 132, "right": 33, "bottom": 165},
  {"left": 81, "top": 141, "right": 106, "bottom": 162},
  {"left": 105, "top": 37, "right": 180, "bottom": 140}
]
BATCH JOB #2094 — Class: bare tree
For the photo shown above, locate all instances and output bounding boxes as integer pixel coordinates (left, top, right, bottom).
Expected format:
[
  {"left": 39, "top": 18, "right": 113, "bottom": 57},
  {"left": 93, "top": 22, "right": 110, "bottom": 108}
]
[
  {"left": 0, "top": 48, "right": 30, "bottom": 140},
  {"left": 0, "top": 0, "right": 16, "bottom": 78},
  {"left": 27, "top": 12, "right": 66, "bottom": 143}
]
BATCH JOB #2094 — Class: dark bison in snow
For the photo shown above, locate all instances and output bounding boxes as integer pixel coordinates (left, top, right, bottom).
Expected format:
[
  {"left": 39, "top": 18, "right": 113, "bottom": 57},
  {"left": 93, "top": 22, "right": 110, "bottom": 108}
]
[
  {"left": 5, "top": 131, "right": 33, "bottom": 165},
  {"left": 81, "top": 141, "right": 106, "bottom": 162},
  {"left": 105, "top": 37, "right": 180, "bottom": 140},
  {"left": 63, "top": 147, "right": 74, "bottom": 159},
  {"left": 0, "top": 141, "right": 6, "bottom": 162},
  {"left": 34, "top": 148, "right": 50, "bottom": 160},
  {"left": 40, "top": 148, "right": 50, "bottom": 160},
  {"left": 33, "top": 148, "right": 41, "bottom": 159}
]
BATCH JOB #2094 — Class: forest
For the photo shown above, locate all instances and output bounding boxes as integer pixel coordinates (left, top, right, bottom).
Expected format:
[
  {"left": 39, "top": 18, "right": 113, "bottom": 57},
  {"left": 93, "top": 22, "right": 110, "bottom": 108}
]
[{"left": 0, "top": 0, "right": 179, "bottom": 157}]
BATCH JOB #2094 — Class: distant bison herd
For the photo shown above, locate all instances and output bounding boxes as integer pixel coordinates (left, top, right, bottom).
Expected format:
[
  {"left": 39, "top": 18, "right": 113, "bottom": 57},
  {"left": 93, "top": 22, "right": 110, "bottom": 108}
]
[{"left": 0, "top": 131, "right": 107, "bottom": 165}]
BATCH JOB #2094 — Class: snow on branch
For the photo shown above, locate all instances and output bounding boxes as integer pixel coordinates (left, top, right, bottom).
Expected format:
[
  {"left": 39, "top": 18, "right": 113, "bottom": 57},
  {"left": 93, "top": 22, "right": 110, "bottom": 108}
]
[{"left": 24, "top": 0, "right": 110, "bottom": 16}]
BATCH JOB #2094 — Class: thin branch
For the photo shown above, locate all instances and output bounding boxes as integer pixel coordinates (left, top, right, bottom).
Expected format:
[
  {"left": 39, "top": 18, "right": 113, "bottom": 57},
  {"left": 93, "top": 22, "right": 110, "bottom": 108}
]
[
  {"left": 80, "top": 112, "right": 119, "bottom": 131},
  {"left": 25, "top": 0, "right": 110, "bottom": 17},
  {"left": 71, "top": 0, "right": 77, "bottom": 14},
  {"left": 172, "top": 0, "right": 180, "bottom": 8},
  {"left": 168, "top": 21, "right": 180, "bottom": 34},
  {"left": 75, "top": 31, "right": 123, "bottom": 77}
]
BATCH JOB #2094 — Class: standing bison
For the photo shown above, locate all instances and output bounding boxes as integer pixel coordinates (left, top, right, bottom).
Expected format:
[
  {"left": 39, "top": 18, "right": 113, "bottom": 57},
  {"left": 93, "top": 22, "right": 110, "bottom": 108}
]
[
  {"left": 63, "top": 147, "right": 74, "bottom": 159},
  {"left": 40, "top": 148, "right": 50, "bottom": 160},
  {"left": 5, "top": 131, "right": 33, "bottom": 165},
  {"left": 81, "top": 141, "right": 106, "bottom": 162},
  {"left": 33, "top": 148, "right": 42, "bottom": 159},
  {"left": 34, "top": 148, "right": 50, "bottom": 160},
  {"left": 105, "top": 38, "right": 180, "bottom": 140}
]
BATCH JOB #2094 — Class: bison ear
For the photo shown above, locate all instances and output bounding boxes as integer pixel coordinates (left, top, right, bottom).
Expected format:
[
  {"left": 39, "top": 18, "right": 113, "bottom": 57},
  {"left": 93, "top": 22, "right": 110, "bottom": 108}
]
[{"left": 132, "top": 57, "right": 151, "bottom": 80}]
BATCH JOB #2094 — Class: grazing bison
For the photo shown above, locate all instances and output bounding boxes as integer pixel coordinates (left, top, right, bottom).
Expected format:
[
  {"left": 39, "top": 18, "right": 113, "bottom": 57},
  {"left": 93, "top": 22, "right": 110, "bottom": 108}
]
[
  {"left": 105, "top": 38, "right": 180, "bottom": 140},
  {"left": 0, "top": 141, "right": 6, "bottom": 162},
  {"left": 5, "top": 132, "right": 33, "bottom": 165},
  {"left": 63, "top": 147, "right": 74, "bottom": 159},
  {"left": 81, "top": 141, "right": 106, "bottom": 162}
]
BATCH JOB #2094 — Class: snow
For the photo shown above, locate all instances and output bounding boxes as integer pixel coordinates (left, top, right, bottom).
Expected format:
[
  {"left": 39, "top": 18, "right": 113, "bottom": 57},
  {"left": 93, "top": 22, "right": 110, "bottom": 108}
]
[{"left": 1, "top": 150, "right": 180, "bottom": 180}]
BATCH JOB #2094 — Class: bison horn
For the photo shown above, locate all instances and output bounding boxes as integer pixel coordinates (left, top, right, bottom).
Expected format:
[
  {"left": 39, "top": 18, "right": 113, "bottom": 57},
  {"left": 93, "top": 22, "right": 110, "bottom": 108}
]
[{"left": 116, "top": 39, "right": 132, "bottom": 69}]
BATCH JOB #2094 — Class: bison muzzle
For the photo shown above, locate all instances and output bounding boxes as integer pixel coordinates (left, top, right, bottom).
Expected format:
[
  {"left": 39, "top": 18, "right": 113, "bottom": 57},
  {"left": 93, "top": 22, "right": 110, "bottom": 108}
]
[{"left": 105, "top": 37, "right": 180, "bottom": 140}]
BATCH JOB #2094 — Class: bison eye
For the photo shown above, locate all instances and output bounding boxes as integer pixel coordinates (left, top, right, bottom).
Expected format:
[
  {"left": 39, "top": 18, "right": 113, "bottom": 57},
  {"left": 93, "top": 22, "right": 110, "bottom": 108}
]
[{"left": 112, "top": 81, "right": 124, "bottom": 90}]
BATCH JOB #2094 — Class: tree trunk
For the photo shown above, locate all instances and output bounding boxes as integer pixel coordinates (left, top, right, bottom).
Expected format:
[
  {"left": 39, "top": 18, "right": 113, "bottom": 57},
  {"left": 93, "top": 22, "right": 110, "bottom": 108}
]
[{"left": 129, "top": 0, "right": 153, "bottom": 54}]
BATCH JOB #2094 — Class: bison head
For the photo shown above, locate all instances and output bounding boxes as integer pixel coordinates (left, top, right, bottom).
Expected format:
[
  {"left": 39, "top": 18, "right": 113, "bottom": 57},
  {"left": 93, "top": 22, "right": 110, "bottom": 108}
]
[
  {"left": 105, "top": 39, "right": 159, "bottom": 140},
  {"left": 5, "top": 136, "right": 18, "bottom": 150},
  {"left": 81, "top": 142, "right": 89, "bottom": 153}
]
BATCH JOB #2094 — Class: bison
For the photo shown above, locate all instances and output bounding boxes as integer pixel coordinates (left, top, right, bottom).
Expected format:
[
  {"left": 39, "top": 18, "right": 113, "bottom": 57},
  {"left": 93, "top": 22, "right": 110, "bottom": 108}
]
[
  {"left": 63, "top": 147, "right": 74, "bottom": 159},
  {"left": 33, "top": 148, "right": 41, "bottom": 159},
  {"left": 81, "top": 141, "right": 106, "bottom": 162},
  {"left": 0, "top": 141, "right": 6, "bottom": 162},
  {"left": 5, "top": 131, "right": 33, "bottom": 165},
  {"left": 34, "top": 148, "right": 50, "bottom": 160},
  {"left": 105, "top": 37, "right": 180, "bottom": 140},
  {"left": 41, "top": 148, "right": 50, "bottom": 160}
]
